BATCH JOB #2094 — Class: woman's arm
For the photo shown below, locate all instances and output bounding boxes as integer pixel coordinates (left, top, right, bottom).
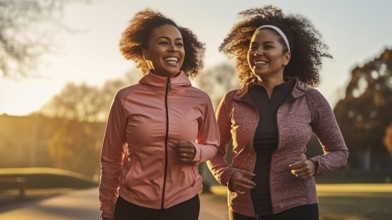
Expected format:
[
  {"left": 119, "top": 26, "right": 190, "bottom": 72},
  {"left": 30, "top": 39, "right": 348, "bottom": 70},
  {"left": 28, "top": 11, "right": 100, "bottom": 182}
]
[
  {"left": 191, "top": 93, "right": 220, "bottom": 163},
  {"left": 307, "top": 89, "right": 349, "bottom": 175},
  {"left": 207, "top": 91, "right": 236, "bottom": 186},
  {"left": 99, "top": 92, "right": 127, "bottom": 219}
]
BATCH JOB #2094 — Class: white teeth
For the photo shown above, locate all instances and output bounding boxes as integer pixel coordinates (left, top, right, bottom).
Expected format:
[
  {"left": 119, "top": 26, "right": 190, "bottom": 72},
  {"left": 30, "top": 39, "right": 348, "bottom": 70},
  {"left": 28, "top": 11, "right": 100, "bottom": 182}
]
[
  {"left": 254, "top": 60, "right": 267, "bottom": 65},
  {"left": 164, "top": 57, "right": 178, "bottom": 63}
]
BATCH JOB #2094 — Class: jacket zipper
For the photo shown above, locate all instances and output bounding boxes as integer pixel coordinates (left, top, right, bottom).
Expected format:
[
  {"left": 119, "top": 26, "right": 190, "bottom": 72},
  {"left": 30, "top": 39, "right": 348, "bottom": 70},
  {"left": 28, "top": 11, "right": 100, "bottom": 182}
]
[{"left": 161, "top": 78, "right": 171, "bottom": 209}]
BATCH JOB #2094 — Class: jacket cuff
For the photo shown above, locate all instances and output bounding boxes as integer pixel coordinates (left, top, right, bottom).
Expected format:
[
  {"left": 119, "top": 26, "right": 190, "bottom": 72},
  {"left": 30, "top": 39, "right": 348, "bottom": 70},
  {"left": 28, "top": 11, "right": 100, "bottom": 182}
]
[
  {"left": 191, "top": 141, "right": 200, "bottom": 163},
  {"left": 309, "top": 158, "right": 321, "bottom": 176},
  {"left": 221, "top": 167, "right": 236, "bottom": 189}
]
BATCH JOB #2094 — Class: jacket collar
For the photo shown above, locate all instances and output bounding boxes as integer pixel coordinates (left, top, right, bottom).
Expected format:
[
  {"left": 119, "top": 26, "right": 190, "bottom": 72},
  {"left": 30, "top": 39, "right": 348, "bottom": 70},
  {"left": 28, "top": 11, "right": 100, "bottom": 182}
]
[
  {"left": 139, "top": 70, "right": 192, "bottom": 94},
  {"left": 233, "top": 77, "right": 308, "bottom": 101}
]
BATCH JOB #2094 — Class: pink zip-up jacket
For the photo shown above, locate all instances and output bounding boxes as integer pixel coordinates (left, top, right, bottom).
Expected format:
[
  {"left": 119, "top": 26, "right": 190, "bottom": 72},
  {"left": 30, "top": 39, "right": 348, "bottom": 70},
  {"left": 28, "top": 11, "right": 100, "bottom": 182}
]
[
  {"left": 207, "top": 78, "right": 348, "bottom": 217},
  {"left": 99, "top": 71, "right": 219, "bottom": 218}
]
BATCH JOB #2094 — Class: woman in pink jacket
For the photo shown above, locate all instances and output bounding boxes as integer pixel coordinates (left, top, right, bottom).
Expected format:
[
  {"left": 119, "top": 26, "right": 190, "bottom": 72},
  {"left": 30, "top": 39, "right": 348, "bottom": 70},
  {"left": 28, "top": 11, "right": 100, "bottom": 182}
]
[
  {"left": 207, "top": 5, "right": 349, "bottom": 220},
  {"left": 99, "top": 9, "right": 219, "bottom": 220}
]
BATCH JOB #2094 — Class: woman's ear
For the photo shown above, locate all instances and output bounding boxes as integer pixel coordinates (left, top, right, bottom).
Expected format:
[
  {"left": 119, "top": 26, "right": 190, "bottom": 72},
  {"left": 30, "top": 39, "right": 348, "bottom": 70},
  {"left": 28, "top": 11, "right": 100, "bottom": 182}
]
[
  {"left": 142, "top": 48, "right": 154, "bottom": 70},
  {"left": 142, "top": 49, "right": 149, "bottom": 60},
  {"left": 283, "top": 52, "right": 291, "bottom": 66}
]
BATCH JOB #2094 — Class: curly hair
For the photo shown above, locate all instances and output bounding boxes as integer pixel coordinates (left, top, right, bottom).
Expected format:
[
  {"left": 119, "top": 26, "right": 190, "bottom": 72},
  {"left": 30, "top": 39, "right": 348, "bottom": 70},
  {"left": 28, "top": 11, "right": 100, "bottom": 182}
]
[
  {"left": 119, "top": 9, "right": 205, "bottom": 78},
  {"left": 219, "top": 5, "right": 332, "bottom": 86}
]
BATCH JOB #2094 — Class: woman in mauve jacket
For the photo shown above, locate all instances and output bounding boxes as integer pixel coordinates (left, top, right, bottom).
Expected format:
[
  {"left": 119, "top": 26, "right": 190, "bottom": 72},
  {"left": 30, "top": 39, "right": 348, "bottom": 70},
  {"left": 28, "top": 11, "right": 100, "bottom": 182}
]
[
  {"left": 99, "top": 9, "right": 219, "bottom": 220},
  {"left": 207, "top": 5, "right": 349, "bottom": 220}
]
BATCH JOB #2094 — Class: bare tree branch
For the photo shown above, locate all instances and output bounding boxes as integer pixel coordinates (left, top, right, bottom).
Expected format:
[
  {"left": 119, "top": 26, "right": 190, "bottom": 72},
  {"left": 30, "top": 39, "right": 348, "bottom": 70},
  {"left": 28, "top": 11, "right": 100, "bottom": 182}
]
[{"left": 0, "top": 0, "right": 87, "bottom": 78}]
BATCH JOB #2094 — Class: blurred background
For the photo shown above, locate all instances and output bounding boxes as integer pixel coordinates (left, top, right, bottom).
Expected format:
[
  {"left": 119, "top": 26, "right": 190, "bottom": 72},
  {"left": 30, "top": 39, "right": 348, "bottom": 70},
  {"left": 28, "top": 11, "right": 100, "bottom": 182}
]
[{"left": 0, "top": 0, "right": 392, "bottom": 219}]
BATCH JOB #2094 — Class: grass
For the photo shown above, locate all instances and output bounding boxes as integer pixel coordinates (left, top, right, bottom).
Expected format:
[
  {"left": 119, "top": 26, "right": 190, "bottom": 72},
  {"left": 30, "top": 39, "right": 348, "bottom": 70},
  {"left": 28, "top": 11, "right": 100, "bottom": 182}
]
[
  {"left": 315, "top": 170, "right": 392, "bottom": 184},
  {"left": 210, "top": 184, "right": 392, "bottom": 220}
]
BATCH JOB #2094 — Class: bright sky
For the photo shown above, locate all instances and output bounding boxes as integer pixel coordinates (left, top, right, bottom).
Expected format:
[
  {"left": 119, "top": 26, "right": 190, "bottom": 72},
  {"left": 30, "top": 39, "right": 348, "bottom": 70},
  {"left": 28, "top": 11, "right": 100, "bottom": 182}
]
[{"left": 1, "top": 0, "right": 391, "bottom": 115}]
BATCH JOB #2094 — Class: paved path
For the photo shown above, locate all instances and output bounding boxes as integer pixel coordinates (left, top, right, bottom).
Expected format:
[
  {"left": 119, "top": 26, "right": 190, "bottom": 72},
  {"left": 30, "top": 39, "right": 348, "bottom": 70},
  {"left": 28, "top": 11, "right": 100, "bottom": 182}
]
[{"left": 0, "top": 187, "right": 228, "bottom": 220}]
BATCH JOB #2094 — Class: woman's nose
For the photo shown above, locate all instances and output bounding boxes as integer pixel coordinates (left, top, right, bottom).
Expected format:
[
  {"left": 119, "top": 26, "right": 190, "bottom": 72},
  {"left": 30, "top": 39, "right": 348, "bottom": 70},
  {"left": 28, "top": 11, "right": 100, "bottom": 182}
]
[
  {"left": 254, "top": 49, "right": 263, "bottom": 56},
  {"left": 168, "top": 43, "right": 177, "bottom": 51}
]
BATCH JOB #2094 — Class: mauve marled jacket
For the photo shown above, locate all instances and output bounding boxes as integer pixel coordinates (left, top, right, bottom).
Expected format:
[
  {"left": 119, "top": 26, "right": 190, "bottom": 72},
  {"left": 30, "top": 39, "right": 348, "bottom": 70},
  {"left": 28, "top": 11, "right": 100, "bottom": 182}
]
[{"left": 207, "top": 78, "right": 349, "bottom": 217}]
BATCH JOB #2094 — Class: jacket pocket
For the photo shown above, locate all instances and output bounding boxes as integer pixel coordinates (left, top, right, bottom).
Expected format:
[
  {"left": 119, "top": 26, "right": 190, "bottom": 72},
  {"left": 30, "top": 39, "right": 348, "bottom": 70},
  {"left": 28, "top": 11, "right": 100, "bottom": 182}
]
[{"left": 272, "top": 170, "right": 307, "bottom": 203}]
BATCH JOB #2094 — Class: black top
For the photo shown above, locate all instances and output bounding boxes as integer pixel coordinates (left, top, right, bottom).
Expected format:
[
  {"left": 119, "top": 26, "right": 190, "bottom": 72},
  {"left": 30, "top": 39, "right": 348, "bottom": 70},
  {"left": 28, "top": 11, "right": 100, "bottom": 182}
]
[{"left": 248, "top": 79, "right": 294, "bottom": 215}]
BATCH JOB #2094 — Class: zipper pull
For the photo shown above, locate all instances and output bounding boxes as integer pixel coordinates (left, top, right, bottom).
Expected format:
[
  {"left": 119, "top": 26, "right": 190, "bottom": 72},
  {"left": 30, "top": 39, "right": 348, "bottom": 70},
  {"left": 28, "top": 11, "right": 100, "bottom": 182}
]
[{"left": 167, "top": 79, "right": 172, "bottom": 91}]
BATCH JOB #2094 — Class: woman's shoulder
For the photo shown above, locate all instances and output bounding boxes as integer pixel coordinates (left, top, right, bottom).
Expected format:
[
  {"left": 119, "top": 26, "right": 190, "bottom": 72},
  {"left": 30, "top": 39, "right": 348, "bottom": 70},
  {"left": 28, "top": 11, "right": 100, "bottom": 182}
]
[
  {"left": 226, "top": 88, "right": 242, "bottom": 97},
  {"left": 187, "top": 86, "right": 214, "bottom": 101},
  {"left": 290, "top": 78, "right": 330, "bottom": 106},
  {"left": 293, "top": 79, "right": 324, "bottom": 99},
  {"left": 120, "top": 83, "right": 139, "bottom": 92},
  {"left": 216, "top": 89, "right": 240, "bottom": 105},
  {"left": 304, "top": 86, "right": 326, "bottom": 101},
  {"left": 114, "top": 84, "right": 141, "bottom": 100},
  {"left": 301, "top": 85, "right": 331, "bottom": 110}
]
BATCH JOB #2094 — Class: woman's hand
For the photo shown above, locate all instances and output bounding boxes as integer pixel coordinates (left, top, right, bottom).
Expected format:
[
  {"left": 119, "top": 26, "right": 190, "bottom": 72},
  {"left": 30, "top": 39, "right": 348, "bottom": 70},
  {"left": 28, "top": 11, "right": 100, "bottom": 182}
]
[
  {"left": 173, "top": 141, "right": 196, "bottom": 163},
  {"left": 289, "top": 159, "right": 316, "bottom": 179},
  {"left": 229, "top": 169, "right": 255, "bottom": 194}
]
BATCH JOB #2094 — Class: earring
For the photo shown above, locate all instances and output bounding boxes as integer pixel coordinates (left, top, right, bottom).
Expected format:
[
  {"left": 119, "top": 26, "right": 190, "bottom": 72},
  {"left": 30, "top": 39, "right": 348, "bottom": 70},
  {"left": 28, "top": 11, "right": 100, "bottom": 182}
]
[{"left": 142, "top": 49, "right": 149, "bottom": 60}]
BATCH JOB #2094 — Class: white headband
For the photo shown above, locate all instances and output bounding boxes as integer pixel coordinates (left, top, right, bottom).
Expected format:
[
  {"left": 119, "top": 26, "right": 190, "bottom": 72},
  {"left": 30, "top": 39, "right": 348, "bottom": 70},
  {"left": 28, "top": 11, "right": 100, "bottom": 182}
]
[{"left": 257, "top": 25, "right": 290, "bottom": 52}]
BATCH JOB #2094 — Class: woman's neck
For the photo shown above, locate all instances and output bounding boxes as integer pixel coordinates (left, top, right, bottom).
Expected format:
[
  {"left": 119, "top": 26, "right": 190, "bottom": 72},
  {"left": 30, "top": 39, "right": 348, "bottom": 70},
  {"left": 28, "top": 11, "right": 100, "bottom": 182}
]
[{"left": 255, "top": 77, "right": 285, "bottom": 99}]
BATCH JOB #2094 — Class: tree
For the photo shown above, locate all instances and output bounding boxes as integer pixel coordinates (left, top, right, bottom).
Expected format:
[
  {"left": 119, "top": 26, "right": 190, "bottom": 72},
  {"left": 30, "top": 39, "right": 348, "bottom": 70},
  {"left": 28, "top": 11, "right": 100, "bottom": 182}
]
[
  {"left": 41, "top": 69, "right": 141, "bottom": 176},
  {"left": 39, "top": 68, "right": 142, "bottom": 122},
  {"left": 39, "top": 82, "right": 107, "bottom": 122},
  {"left": 48, "top": 119, "right": 104, "bottom": 177},
  {"left": 0, "top": 0, "right": 85, "bottom": 78},
  {"left": 195, "top": 62, "right": 240, "bottom": 109},
  {"left": 334, "top": 48, "right": 392, "bottom": 170}
]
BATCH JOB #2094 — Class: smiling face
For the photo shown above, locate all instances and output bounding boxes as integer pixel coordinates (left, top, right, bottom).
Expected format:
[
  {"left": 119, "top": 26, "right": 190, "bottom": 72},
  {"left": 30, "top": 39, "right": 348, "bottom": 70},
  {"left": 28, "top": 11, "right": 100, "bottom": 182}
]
[
  {"left": 142, "top": 24, "right": 185, "bottom": 77},
  {"left": 247, "top": 28, "right": 291, "bottom": 81}
]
